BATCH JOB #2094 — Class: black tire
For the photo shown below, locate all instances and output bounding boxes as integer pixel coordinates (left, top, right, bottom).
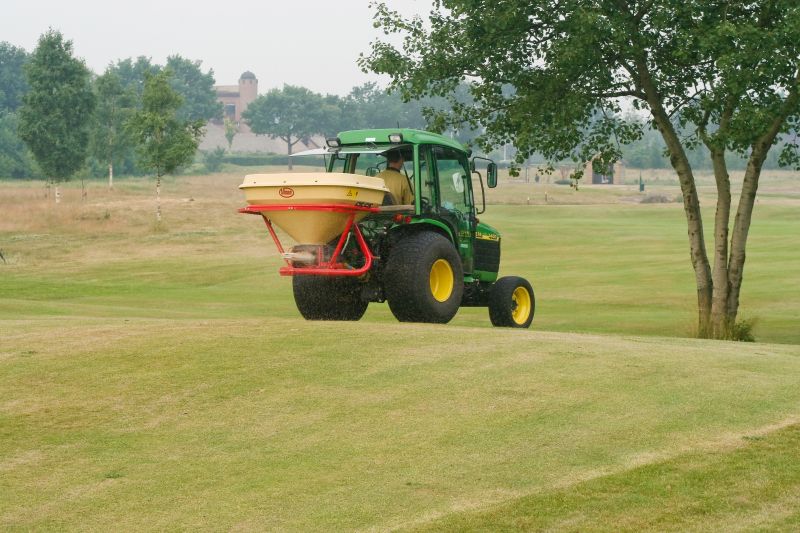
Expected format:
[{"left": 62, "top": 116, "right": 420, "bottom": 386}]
[
  {"left": 488, "top": 276, "right": 535, "bottom": 328},
  {"left": 292, "top": 276, "right": 368, "bottom": 321},
  {"left": 384, "top": 232, "right": 464, "bottom": 324}
]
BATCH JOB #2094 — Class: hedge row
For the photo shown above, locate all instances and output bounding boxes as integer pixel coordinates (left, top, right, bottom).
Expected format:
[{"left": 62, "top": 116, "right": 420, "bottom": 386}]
[{"left": 224, "top": 153, "right": 323, "bottom": 167}]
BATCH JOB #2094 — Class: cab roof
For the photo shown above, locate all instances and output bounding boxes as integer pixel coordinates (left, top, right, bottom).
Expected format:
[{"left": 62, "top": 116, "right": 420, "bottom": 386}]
[{"left": 337, "top": 128, "right": 468, "bottom": 154}]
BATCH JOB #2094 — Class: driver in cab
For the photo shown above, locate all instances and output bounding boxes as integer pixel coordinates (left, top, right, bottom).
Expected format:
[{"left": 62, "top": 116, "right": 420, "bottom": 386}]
[{"left": 376, "top": 149, "right": 414, "bottom": 206}]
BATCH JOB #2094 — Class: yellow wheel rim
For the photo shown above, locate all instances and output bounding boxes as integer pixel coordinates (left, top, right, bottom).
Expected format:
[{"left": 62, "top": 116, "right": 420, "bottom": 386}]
[
  {"left": 430, "top": 259, "right": 454, "bottom": 302},
  {"left": 511, "top": 286, "right": 532, "bottom": 325}
]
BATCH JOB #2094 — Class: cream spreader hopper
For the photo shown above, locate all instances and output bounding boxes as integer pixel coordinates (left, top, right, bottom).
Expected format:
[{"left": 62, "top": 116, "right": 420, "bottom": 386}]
[{"left": 239, "top": 172, "right": 389, "bottom": 245}]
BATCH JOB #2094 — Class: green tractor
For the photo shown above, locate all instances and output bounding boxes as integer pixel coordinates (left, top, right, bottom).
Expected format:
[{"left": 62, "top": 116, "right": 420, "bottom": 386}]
[{"left": 239, "top": 128, "right": 535, "bottom": 328}]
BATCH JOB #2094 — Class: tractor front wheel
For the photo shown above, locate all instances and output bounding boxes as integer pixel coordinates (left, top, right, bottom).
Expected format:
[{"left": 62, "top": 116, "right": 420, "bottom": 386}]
[
  {"left": 384, "top": 232, "right": 463, "bottom": 324},
  {"left": 488, "top": 276, "right": 535, "bottom": 328},
  {"left": 292, "top": 276, "right": 368, "bottom": 321}
]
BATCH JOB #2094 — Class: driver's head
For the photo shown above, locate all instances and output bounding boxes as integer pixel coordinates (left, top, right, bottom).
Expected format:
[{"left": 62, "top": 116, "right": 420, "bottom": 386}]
[{"left": 385, "top": 150, "right": 404, "bottom": 169}]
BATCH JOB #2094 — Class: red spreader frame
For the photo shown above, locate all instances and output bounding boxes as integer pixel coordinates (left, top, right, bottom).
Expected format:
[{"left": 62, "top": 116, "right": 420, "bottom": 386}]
[{"left": 239, "top": 203, "right": 380, "bottom": 277}]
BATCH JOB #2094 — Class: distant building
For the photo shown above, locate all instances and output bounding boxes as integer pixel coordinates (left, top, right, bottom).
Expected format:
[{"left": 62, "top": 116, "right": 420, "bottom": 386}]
[
  {"left": 583, "top": 157, "right": 626, "bottom": 184},
  {"left": 546, "top": 158, "right": 626, "bottom": 185},
  {"left": 202, "top": 70, "right": 320, "bottom": 154},
  {"left": 214, "top": 71, "right": 258, "bottom": 123}
]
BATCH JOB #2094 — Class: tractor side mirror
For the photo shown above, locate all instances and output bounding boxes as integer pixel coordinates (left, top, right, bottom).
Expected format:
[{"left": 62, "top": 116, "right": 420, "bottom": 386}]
[{"left": 487, "top": 163, "right": 498, "bottom": 188}]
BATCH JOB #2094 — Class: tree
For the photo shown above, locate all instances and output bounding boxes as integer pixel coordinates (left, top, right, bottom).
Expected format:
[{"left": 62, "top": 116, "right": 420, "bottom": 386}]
[
  {"left": 97, "top": 57, "right": 161, "bottom": 177},
  {"left": 339, "top": 82, "right": 406, "bottom": 130},
  {"left": 165, "top": 55, "right": 222, "bottom": 123},
  {"left": 243, "top": 85, "right": 338, "bottom": 170},
  {"left": 18, "top": 30, "right": 95, "bottom": 203},
  {"left": 109, "top": 55, "right": 221, "bottom": 124},
  {"left": 203, "top": 147, "right": 226, "bottom": 173},
  {"left": 0, "top": 42, "right": 29, "bottom": 112},
  {"left": 363, "top": 1, "right": 800, "bottom": 340},
  {"left": 127, "top": 70, "right": 204, "bottom": 222},
  {"left": 623, "top": 126, "right": 670, "bottom": 170},
  {"left": 223, "top": 117, "right": 238, "bottom": 150},
  {"left": 109, "top": 56, "right": 160, "bottom": 100},
  {"left": 336, "top": 82, "right": 474, "bottom": 141},
  {"left": 0, "top": 111, "right": 36, "bottom": 178},
  {"left": 90, "top": 70, "right": 137, "bottom": 189}
]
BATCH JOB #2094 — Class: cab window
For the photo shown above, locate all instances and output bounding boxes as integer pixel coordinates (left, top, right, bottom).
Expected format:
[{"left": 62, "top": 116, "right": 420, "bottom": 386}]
[
  {"left": 352, "top": 153, "right": 386, "bottom": 176},
  {"left": 329, "top": 153, "right": 385, "bottom": 175},
  {"left": 433, "top": 146, "right": 470, "bottom": 212},
  {"left": 418, "top": 146, "right": 436, "bottom": 213},
  {"left": 330, "top": 153, "right": 348, "bottom": 173}
]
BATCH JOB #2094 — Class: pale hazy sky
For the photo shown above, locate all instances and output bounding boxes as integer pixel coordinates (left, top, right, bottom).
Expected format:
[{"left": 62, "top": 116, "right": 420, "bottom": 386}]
[{"left": 2, "top": 0, "right": 433, "bottom": 95}]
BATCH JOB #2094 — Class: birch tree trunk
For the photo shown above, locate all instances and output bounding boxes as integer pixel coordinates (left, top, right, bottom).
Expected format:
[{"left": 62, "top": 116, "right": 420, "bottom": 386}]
[
  {"left": 108, "top": 163, "right": 114, "bottom": 190},
  {"left": 709, "top": 150, "right": 732, "bottom": 337},
  {"left": 664, "top": 129, "right": 713, "bottom": 337},
  {"left": 55, "top": 184, "right": 61, "bottom": 204},
  {"left": 156, "top": 175, "right": 162, "bottom": 223},
  {"left": 726, "top": 149, "right": 765, "bottom": 329},
  {"left": 636, "top": 56, "right": 713, "bottom": 335},
  {"left": 725, "top": 81, "right": 798, "bottom": 336}
]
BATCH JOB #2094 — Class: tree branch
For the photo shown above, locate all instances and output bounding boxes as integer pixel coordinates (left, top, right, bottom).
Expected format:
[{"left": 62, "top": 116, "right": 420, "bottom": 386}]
[
  {"left": 589, "top": 89, "right": 646, "bottom": 99},
  {"left": 695, "top": 105, "right": 714, "bottom": 147},
  {"left": 666, "top": 89, "right": 705, "bottom": 120},
  {"left": 634, "top": 0, "right": 656, "bottom": 22}
]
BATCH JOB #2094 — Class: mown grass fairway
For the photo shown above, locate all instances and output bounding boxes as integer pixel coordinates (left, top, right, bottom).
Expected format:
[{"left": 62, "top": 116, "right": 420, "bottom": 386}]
[{"left": 1, "top": 171, "right": 800, "bottom": 530}]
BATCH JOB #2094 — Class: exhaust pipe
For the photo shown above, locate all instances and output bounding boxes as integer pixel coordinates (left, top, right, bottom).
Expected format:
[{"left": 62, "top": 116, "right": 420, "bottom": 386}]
[{"left": 281, "top": 251, "right": 316, "bottom": 264}]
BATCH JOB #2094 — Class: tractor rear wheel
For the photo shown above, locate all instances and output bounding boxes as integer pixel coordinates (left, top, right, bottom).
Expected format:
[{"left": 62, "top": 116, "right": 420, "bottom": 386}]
[
  {"left": 384, "top": 232, "right": 463, "bottom": 324},
  {"left": 292, "top": 276, "right": 368, "bottom": 321},
  {"left": 488, "top": 276, "right": 535, "bottom": 328}
]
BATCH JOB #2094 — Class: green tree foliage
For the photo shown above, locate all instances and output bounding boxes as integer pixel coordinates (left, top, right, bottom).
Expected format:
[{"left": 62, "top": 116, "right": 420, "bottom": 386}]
[
  {"left": 90, "top": 70, "right": 137, "bottom": 188},
  {"left": 0, "top": 42, "right": 29, "bottom": 112},
  {"left": 165, "top": 55, "right": 222, "bottom": 123},
  {"left": 338, "top": 82, "right": 416, "bottom": 130},
  {"left": 363, "top": 0, "right": 800, "bottom": 340},
  {"left": 623, "top": 127, "right": 671, "bottom": 170},
  {"left": 622, "top": 125, "right": 794, "bottom": 171},
  {"left": 17, "top": 30, "right": 95, "bottom": 194},
  {"left": 243, "top": 85, "right": 338, "bottom": 169},
  {"left": 127, "top": 70, "right": 204, "bottom": 221},
  {"left": 320, "top": 93, "right": 345, "bottom": 137},
  {"left": 108, "top": 55, "right": 220, "bottom": 123},
  {"left": 91, "top": 57, "right": 161, "bottom": 177},
  {"left": 0, "top": 42, "right": 35, "bottom": 179},
  {"left": 0, "top": 111, "right": 36, "bottom": 178},
  {"left": 335, "top": 82, "right": 476, "bottom": 144},
  {"left": 223, "top": 117, "right": 238, "bottom": 150},
  {"left": 97, "top": 56, "right": 218, "bottom": 177},
  {"left": 108, "top": 56, "right": 160, "bottom": 100}
]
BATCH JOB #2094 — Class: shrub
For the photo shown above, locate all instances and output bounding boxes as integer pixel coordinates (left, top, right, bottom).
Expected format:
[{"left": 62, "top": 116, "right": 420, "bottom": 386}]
[
  {"left": 640, "top": 194, "right": 671, "bottom": 203},
  {"left": 730, "top": 318, "right": 757, "bottom": 342},
  {"left": 203, "top": 147, "right": 226, "bottom": 173}
]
